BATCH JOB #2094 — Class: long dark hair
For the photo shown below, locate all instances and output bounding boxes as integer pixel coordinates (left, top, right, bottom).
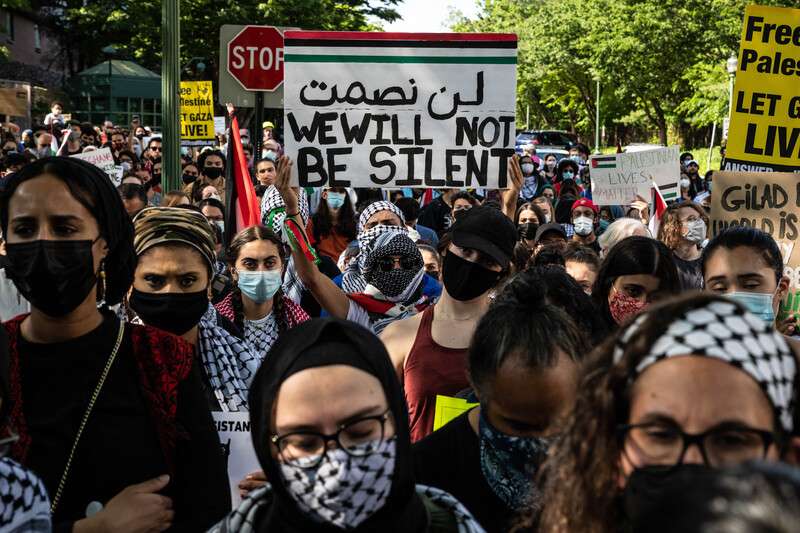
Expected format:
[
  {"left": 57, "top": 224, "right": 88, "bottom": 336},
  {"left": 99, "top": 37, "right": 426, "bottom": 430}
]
[
  {"left": 591, "top": 236, "right": 680, "bottom": 329},
  {"left": 310, "top": 189, "right": 357, "bottom": 242},
  {"left": 226, "top": 226, "right": 290, "bottom": 334}
]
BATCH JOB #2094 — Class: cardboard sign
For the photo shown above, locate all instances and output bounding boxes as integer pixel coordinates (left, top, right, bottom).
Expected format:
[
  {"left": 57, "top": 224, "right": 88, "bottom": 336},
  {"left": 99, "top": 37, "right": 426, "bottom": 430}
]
[
  {"left": 283, "top": 31, "right": 518, "bottom": 188},
  {"left": 71, "top": 148, "right": 121, "bottom": 186},
  {"left": 432, "top": 395, "right": 478, "bottom": 431},
  {"left": 710, "top": 171, "right": 800, "bottom": 321},
  {"left": 589, "top": 146, "right": 680, "bottom": 206},
  {"left": 725, "top": 5, "right": 800, "bottom": 173},
  {"left": 213, "top": 412, "right": 261, "bottom": 508},
  {"left": 214, "top": 116, "right": 227, "bottom": 136},
  {"left": 180, "top": 81, "right": 215, "bottom": 140}
]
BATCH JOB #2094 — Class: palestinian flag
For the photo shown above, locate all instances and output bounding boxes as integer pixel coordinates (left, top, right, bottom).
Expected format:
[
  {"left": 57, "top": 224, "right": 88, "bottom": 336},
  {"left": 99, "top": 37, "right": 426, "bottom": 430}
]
[
  {"left": 224, "top": 105, "right": 261, "bottom": 248},
  {"left": 591, "top": 155, "right": 616, "bottom": 169},
  {"left": 648, "top": 177, "right": 668, "bottom": 237}
]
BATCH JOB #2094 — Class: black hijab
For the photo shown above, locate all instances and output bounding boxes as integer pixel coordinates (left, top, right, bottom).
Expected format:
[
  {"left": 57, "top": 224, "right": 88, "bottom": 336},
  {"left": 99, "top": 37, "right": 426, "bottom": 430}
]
[
  {"left": 0, "top": 157, "right": 136, "bottom": 306},
  {"left": 249, "top": 318, "right": 427, "bottom": 533}
]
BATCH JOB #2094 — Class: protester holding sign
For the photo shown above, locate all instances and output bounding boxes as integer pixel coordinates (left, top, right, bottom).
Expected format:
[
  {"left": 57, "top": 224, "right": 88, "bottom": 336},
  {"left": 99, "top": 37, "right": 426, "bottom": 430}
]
[
  {"left": 657, "top": 202, "right": 708, "bottom": 291},
  {"left": 0, "top": 158, "right": 230, "bottom": 531}
]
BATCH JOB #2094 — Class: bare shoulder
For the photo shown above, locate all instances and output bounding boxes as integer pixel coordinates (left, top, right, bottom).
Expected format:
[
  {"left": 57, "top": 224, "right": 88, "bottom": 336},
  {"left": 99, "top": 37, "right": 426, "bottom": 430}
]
[{"left": 381, "top": 312, "right": 424, "bottom": 365}]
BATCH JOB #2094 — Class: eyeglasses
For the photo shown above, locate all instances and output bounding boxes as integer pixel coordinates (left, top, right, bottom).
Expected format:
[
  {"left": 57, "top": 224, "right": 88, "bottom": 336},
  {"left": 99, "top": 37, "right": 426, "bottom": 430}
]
[
  {"left": 272, "top": 409, "right": 392, "bottom": 469},
  {"left": 375, "top": 256, "right": 416, "bottom": 272},
  {"left": 617, "top": 423, "right": 774, "bottom": 471},
  {"left": 537, "top": 238, "right": 566, "bottom": 247},
  {"left": 150, "top": 147, "right": 162, "bottom": 152}
]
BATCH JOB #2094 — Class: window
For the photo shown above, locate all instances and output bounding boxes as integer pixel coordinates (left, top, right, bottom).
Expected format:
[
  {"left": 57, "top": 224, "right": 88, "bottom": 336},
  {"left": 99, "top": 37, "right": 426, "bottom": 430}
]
[
  {"left": 34, "top": 24, "right": 40, "bottom": 52},
  {"left": 6, "top": 12, "right": 14, "bottom": 42}
]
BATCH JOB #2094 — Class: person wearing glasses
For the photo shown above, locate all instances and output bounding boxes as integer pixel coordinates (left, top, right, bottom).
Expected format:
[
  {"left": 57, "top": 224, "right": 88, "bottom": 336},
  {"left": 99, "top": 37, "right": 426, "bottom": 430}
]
[
  {"left": 273, "top": 160, "right": 433, "bottom": 336},
  {"left": 210, "top": 317, "right": 484, "bottom": 533},
  {"left": 539, "top": 294, "right": 799, "bottom": 533}
]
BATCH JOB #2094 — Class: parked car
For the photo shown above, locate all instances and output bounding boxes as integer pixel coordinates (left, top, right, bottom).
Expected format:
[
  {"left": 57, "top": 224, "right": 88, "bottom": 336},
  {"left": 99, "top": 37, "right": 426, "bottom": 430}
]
[
  {"left": 623, "top": 143, "right": 666, "bottom": 153},
  {"left": 515, "top": 130, "right": 579, "bottom": 150}
]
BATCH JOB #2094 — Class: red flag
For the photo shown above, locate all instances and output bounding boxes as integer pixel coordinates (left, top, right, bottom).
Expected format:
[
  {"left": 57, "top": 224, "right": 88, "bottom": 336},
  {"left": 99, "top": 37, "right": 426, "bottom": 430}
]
[
  {"left": 648, "top": 177, "right": 667, "bottom": 237},
  {"left": 420, "top": 188, "right": 434, "bottom": 207},
  {"left": 224, "top": 105, "right": 261, "bottom": 246},
  {"left": 616, "top": 141, "right": 622, "bottom": 154}
]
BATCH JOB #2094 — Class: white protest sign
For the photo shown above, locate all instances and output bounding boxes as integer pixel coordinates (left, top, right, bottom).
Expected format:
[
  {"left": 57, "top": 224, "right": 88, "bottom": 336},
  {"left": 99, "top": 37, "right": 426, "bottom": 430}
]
[
  {"left": 214, "top": 116, "right": 226, "bottom": 136},
  {"left": 283, "top": 31, "right": 518, "bottom": 189},
  {"left": 71, "top": 148, "right": 121, "bottom": 186},
  {"left": 213, "top": 412, "right": 261, "bottom": 508},
  {"left": 589, "top": 145, "right": 680, "bottom": 206}
]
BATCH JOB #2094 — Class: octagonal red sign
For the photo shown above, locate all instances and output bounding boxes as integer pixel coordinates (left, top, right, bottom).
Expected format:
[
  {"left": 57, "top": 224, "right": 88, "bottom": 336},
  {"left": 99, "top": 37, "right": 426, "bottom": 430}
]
[{"left": 227, "top": 26, "right": 285, "bottom": 92}]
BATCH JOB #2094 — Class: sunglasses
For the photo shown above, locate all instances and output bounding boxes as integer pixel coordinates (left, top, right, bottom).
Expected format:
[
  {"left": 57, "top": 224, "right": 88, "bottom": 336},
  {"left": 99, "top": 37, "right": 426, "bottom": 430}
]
[{"left": 375, "top": 256, "right": 416, "bottom": 272}]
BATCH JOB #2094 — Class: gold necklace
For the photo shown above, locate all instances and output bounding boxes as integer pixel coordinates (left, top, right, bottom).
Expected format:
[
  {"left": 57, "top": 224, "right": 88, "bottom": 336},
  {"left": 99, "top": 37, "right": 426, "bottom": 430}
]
[{"left": 50, "top": 319, "right": 125, "bottom": 515}]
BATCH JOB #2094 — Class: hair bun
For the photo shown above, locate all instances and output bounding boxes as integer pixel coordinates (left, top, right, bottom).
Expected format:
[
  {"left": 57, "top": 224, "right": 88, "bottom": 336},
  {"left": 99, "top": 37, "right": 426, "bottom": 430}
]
[{"left": 502, "top": 274, "right": 548, "bottom": 313}]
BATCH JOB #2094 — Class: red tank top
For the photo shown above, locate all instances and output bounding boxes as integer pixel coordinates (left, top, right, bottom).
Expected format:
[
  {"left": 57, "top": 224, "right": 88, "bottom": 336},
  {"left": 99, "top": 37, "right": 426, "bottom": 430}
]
[{"left": 404, "top": 305, "right": 469, "bottom": 443}]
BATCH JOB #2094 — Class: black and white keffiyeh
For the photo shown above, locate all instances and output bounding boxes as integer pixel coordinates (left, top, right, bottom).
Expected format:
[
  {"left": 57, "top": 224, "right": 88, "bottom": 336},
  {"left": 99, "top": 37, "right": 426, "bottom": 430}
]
[
  {"left": 198, "top": 303, "right": 261, "bottom": 412},
  {"left": 0, "top": 457, "right": 50, "bottom": 532},
  {"left": 614, "top": 299, "right": 796, "bottom": 432},
  {"left": 260, "top": 186, "right": 310, "bottom": 303},
  {"left": 358, "top": 201, "right": 405, "bottom": 231},
  {"left": 362, "top": 232, "right": 425, "bottom": 302},
  {"left": 243, "top": 312, "right": 280, "bottom": 364},
  {"left": 342, "top": 225, "right": 409, "bottom": 294}
]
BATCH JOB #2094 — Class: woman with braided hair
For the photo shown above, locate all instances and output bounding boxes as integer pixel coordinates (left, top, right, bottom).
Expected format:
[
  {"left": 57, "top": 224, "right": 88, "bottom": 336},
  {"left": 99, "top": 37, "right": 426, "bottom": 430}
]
[{"left": 214, "top": 226, "right": 310, "bottom": 357}]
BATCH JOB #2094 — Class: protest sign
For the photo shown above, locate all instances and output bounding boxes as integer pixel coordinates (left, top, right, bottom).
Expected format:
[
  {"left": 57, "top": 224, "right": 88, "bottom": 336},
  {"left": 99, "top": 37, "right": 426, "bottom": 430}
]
[
  {"left": 214, "top": 116, "right": 226, "bottom": 136},
  {"left": 213, "top": 412, "right": 260, "bottom": 508},
  {"left": 180, "top": 81, "right": 215, "bottom": 141},
  {"left": 71, "top": 148, "right": 121, "bottom": 186},
  {"left": 433, "top": 395, "right": 478, "bottom": 431},
  {"left": 283, "top": 31, "right": 518, "bottom": 188},
  {"left": 710, "top": 171, "right": 800, "bottom": 322},
  {"left": 725, "top": 5, "right": 800, "bottom": 173},
  {"left": 589, "top": 146, "right": 680, "bottom": 206}
]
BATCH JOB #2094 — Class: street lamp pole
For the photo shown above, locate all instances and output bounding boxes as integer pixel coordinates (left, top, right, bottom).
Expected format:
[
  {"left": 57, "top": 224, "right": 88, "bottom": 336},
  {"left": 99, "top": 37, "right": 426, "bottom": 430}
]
[
  {"left": 594, "top": 80, "right": 601, "bottom": 154},
  {"left": 162, "top": 0, "right": 181, "bottom": 193},
  {"left": 103, "top": 45, "right": 116, "bottom": 123},
  {"left": 726, "top": 52, "right": 738, "bottom": 117}
]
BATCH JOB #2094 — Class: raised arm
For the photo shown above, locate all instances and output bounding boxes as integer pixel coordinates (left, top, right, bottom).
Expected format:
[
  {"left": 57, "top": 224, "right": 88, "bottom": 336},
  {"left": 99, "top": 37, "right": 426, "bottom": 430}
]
[
  {"left": 501, "top": 153, "right": 523, "bottom": 221},
  {"left": 274, "top": 156, "right": 352, "bottom": 319}
]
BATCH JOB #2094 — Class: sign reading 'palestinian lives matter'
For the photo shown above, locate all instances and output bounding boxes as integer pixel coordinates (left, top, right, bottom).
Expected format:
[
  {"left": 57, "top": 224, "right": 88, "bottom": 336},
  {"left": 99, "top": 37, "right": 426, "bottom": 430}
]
[
  {"left": 589, "top": 146, "right": 680, "bottom": 206},
  {"left": 283, "top": 31, "right": 518, "bottom": 188},
  {"left": 725, "top": 5, "right": 800, "bottom": 173}
]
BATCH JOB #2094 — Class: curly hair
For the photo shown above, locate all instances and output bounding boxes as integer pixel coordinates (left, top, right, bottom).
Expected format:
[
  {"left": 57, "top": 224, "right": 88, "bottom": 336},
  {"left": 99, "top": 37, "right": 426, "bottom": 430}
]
[
  {"left": 310, "top": 188, "right": 357, "bottom": 243},
  {"left": 226, "top": 226, "right": 290, "bottom": 334},
  {"left": 539, "top": 294, "right": 789, "bottom": 533},
  {"left": 657, "top": 201, "right": 708, "bottom": 252}
]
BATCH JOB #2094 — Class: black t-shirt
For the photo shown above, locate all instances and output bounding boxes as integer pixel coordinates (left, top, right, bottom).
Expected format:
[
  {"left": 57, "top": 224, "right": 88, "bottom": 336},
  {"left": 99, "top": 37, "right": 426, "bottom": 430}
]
[
  {"left": 673, "top": 253, "right": 703, "bottom": 291},
  {"left": 411, "top": 411, "right": 515, "bottom": 533},
  {"left": 418, "top": 196, "right": 453, "bottom": 235}
]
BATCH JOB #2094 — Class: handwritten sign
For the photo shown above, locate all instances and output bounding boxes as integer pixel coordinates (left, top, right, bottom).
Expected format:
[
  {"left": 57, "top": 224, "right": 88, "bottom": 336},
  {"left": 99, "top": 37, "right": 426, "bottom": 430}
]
[
  {"left": 710, "top": 171, "right": 800, "bottom": 322},
  {"left": 214, "top": 116, "right": 226, "bottom": 136},
  {"left": 283, "top": 31, "right": 518, "bottom": 188},
  {"left": 180, "top": 81, "right": 215, "bottom": 141},
  {"left": 70, "top": 148, "right": 121, "bottom": 186},
  {"left": 589, "top": 146, "right": 680, "bottom": 206},
  {"left": 725, "top": 5, "right": 800, "bottom": 174},
  {"left": 213, "top": 412, "right": 261, "bottom": 508}
]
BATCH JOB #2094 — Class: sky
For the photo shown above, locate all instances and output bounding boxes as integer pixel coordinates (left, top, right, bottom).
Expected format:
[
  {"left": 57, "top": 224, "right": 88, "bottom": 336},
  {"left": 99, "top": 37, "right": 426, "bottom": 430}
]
[{"left": 378, "top": 0, "right": 479, "bottom": 33}]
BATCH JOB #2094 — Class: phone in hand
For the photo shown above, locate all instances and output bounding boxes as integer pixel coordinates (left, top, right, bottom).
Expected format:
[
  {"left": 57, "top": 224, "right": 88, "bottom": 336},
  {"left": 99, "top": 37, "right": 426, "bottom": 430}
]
[{"left": 132, "top": 115, "right": 140, "bottom": 123}]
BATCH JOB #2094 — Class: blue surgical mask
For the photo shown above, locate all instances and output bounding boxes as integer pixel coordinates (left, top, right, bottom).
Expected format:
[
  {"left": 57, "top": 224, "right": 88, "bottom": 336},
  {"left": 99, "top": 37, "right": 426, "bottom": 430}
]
[
  {"left": 562, "top": 171, "right": 574, "bottom": 180},
  {"left": 726, "top": 290, "right": 777, "bottom": 326},
  {"left": 570, "top": 155, "right": 580, "bottom": 163},
  {"left": 236, "top": 269, "right": 283, "bottom": 303},
  {"left": 478, "top": 407, "right": 556, "bottom": 509},
  {"left": 708, "top": 182, "right": 713, "bottom": 191},
  {"left": 326, "top": 192, "right": 346, "bottom": 210},
  {"left": 599, "top": 219, "right": 610, "bottom": 230}
]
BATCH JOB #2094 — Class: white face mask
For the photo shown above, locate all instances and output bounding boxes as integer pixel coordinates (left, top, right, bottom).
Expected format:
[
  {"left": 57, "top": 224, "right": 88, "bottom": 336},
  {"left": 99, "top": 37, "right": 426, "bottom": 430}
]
[
  {"left": 683, "top": 219, "right": 706, "bottom": 244},
  {"left": 546, "top": 160, "right": 557, "bottom": 169},
  {"left": 573, "top": 216, "right": 594, "bottom": 236},
  {"left": 521, "top": 163, "right": 535, "bottom": 174},
  {"left": 215, "top": 220, "right": 225, "bottom": 233},
  {"left": 680, "top": 179, "right": 691, "bottom": 189}
]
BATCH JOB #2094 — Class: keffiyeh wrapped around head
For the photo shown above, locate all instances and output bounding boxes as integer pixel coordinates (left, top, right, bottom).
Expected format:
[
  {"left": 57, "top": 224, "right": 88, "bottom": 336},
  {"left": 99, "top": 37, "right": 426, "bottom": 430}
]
[
  {"left": 362, "top": 232, "right": 424, "bottom": 302},
  {"left": 133, "top": 207, "right": 216, "bottom": 271},
  {"left": 358, "top": 201, "right": 405, "bottom": 232},
  {"left": 614, "top": 299, "right": 796, "bottom": 433}
]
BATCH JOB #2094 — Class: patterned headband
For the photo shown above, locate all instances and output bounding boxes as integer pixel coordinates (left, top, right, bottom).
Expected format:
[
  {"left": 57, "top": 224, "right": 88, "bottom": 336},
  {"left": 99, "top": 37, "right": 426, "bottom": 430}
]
[
  {"left": 358, "top": 201, "right": 405, "bottom": 232},
  {"left": 133, "top": 207, "right": 216, "bottom": 271},
  {"left": 614, "top": 300, "right": 796, "bottom": 433}
]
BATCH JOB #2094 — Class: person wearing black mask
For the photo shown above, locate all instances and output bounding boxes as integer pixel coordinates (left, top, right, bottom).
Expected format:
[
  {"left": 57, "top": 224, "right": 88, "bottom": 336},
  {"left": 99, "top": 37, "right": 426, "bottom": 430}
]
[
  {"left": 413, "top": 274, "right": 586, "bottom": 533},
  {"left": 129, "top": 206, "right": 260, "bottom": 413},
  {"left": 210, "top": 317, "right": 485, "bottom": 533},
  {"left": 185, "top": 149, "right": 227, "bottom": 204},
  {"left": 0, "top": 157, "right": 230, "bottom": 531},
  {"left": 145, "top": 156, "right": 163, "bottom": 206},
  {"left": 382, "top": 205, "right": 516, "bottom": 442},
  {"left": 511, "top": 202, "right": 546, "bottom": 271}
]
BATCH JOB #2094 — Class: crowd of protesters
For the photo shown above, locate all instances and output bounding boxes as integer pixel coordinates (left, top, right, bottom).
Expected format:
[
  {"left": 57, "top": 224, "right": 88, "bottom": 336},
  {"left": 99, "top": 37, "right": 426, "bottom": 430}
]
[{"left": 0, "top": 104, "right": 798, "bottom": 533}]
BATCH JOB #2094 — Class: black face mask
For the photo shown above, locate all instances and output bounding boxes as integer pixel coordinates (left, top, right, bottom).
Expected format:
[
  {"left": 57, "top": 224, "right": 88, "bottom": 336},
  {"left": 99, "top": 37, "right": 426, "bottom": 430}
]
[
  {"left": 129, "top": 288, "right": 209, "bottom": 336},
  {"left": 150, "top": 172, "right": 162, "bottom": 187},
  {"left": 204, "top": 167, "right": 224, "bottom": 180},
  {"left": 441, "top": 251, "right": 500, "bottom": 301},
  {"left": 181, "top": 173, "right": 197, "bottom": 185},
  {"left": 518, "top": 222, "right": 538, "bottom": 240},
  {"left": 623, "top": 464, "right": 714, "bottom": 532},
  {"left": 6, "top": 239, "right": 100, "bottom": 317}
]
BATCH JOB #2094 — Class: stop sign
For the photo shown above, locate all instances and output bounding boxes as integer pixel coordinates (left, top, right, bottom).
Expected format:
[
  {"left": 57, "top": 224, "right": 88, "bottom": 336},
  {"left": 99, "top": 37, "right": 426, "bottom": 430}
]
[{"left": 227, "top": 26, "right": 284, "bottom": 92}]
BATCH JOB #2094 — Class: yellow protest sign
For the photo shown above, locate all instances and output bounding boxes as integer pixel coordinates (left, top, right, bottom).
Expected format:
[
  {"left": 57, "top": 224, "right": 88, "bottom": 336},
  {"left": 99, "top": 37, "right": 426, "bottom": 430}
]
[
  {"left": 710, "top": 171, "right": 800, "bottom": 322},
  {"left": 180, "top": 81, "right": 214, "bottom": 141},
  {"left": 725, "top": 5, "right": 800, "bottom": 174},
  {"left": 432, "top": 395, "right": 478, "bottom": 432}
]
